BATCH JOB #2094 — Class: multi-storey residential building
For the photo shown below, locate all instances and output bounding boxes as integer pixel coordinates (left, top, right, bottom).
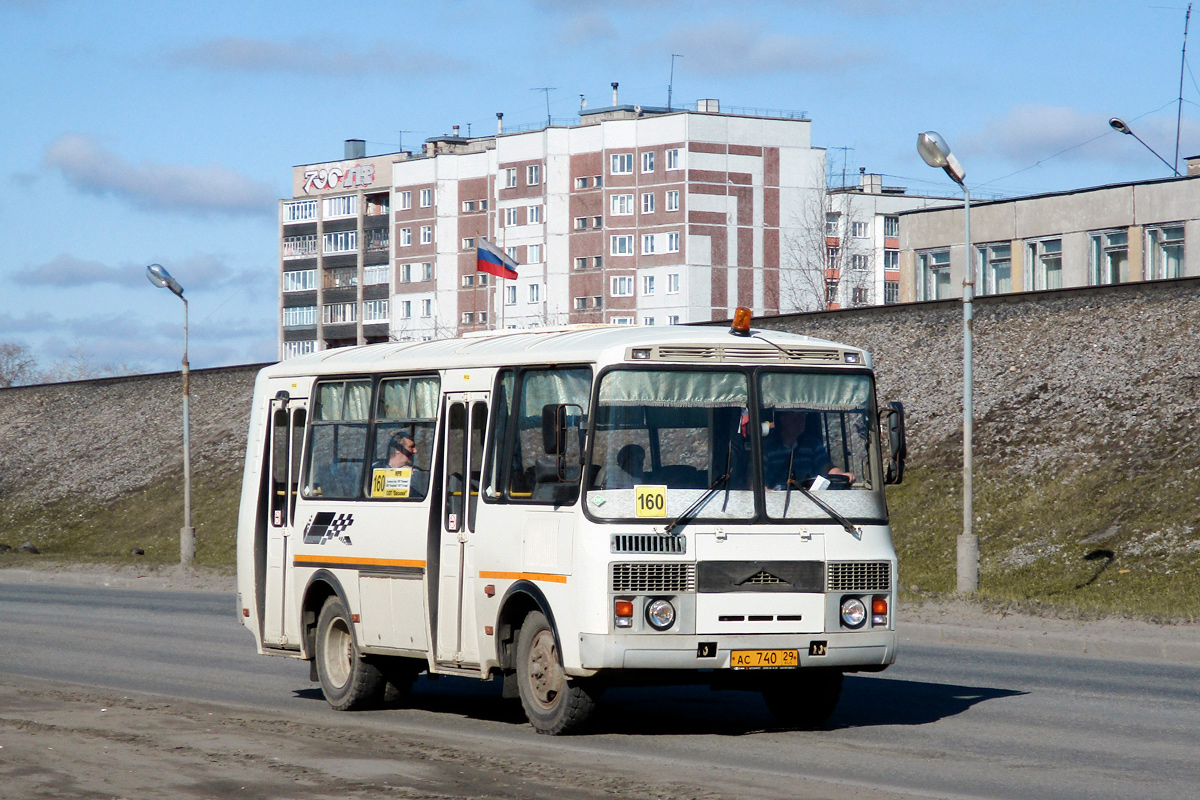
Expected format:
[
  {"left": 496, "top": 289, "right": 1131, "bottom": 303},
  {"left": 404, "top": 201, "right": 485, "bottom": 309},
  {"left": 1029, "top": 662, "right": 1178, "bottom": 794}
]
[
  {"left": 899, "top": 160, "right": 1200, "bottom": 302},
  {"left": 278, "top": 99, "right": 830, "bottom": 355}
]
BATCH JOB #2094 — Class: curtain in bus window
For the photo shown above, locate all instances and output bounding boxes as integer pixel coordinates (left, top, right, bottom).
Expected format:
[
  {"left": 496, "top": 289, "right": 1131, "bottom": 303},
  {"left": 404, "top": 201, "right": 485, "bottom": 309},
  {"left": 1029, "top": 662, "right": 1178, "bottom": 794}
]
[
  {"left": 599, "top": 370, "right": 748, "bottom": 407},
  {"left": 759, "top": 372, "right": 870, "bottom": 411},
  {"left": 304, "top": 380, "right": 370, "bottom": 500}
]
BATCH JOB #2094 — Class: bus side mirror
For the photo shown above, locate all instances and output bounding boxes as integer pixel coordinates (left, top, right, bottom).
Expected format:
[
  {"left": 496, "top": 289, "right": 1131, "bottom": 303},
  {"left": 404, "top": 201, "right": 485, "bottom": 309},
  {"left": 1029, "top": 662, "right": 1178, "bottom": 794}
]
[
  {"left": 541, "top": 404, "right": 584, "bottom": 481},
  {"left": 884, "top": 401, "right": 906, "bottom": 485}
]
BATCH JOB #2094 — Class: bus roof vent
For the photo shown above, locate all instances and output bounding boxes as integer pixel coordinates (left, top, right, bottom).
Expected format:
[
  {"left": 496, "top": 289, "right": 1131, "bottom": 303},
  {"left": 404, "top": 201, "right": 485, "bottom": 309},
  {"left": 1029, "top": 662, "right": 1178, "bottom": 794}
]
[
  {"left": 610, "top": 533, "right": 687, "bottom": 555},
  {"left": 642, "top": 344, "right": 842, "bottom": 364}
]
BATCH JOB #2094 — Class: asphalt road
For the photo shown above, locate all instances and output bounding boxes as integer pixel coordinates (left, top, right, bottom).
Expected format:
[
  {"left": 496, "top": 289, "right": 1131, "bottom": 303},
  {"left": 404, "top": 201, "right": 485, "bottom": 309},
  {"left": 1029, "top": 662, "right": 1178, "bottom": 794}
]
[{"left": 1, "top": 580, "right": 1197, "bottom": 800}]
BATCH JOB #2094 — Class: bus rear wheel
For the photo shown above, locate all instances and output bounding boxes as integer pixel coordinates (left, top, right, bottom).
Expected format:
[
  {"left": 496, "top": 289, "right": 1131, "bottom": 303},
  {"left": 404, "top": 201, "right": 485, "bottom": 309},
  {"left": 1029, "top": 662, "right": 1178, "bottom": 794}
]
[
  {"left": 515, "top": 610, "right": 597, "bottom": 735},
  {"left": 315, "top": 596, "right": 384, "bottom": 711},
  {"left": 760, "top": 669, "right": 844, "bottom": 729}
]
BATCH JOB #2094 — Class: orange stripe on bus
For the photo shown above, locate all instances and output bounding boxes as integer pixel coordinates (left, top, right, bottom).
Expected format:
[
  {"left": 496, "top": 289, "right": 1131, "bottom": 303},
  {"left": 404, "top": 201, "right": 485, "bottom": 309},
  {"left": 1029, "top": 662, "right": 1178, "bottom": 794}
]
[
  {"left": 479, "top": 570, "right": 568, "bottom": 584},
  {"left": 293, "top": 555, "right": 426, "bottom": 569}
]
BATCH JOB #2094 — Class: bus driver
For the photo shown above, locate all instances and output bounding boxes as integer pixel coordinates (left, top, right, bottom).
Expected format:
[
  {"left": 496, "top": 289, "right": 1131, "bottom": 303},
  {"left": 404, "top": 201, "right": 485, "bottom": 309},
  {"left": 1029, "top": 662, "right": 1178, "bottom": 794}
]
[{"left": 761, "top": 410, "right": 854, "bottom": 489}]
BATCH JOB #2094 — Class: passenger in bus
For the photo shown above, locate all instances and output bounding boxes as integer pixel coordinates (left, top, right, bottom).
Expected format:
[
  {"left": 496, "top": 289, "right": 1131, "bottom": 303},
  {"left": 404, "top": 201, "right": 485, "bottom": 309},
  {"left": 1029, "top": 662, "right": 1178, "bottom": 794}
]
[
  {"left": 762, "top": 410, "right": 854, "bottom": 489},
  {"left": 373, "top": 433, "right": 428, "bottom": 497},
  {"left": 607, "top": 443, "right": 646, "bottom": 488}
]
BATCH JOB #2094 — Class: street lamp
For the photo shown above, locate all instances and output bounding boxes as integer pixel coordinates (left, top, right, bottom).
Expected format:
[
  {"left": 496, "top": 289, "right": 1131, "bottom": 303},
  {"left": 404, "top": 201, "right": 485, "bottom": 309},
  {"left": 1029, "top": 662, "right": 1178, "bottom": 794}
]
[
  {"left": 916, "top": 131, "right": 977, "bottom": 595},
  {"left": 145, "top": 263, "right": 195, "bottom": 567},
  {"left": 1108, "top": 118, "right": 1180, "bottom": 177}
]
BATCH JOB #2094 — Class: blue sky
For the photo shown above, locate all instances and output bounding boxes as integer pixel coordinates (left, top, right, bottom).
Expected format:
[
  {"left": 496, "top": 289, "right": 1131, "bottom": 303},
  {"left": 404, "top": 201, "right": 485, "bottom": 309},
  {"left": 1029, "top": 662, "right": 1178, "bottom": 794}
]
[{"left": 3, "top": 0, "right": 1198, "bottom": 373}]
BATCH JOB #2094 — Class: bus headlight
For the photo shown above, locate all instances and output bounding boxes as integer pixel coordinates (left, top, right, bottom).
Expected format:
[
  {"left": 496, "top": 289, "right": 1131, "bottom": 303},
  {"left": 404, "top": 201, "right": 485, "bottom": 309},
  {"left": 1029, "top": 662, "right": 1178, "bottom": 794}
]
[
  {"left": 840, "top": 597, "right": 867, "bottom": 629},
  {"left": 645, "top": 599, "right": 676, "bottom": 631}
]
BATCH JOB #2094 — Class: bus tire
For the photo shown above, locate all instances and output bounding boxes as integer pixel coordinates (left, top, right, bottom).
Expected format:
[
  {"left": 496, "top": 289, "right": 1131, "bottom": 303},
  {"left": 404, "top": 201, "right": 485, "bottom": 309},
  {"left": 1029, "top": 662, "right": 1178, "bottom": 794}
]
[
  {"left": 761, "top": 669, "right": 844, "bottom": 729},
  {"left": 515, "top": 610, "right": 597, "bottom": 735},
  {"left": 315, "top": 596, "right": 384, "bottom": 711}
]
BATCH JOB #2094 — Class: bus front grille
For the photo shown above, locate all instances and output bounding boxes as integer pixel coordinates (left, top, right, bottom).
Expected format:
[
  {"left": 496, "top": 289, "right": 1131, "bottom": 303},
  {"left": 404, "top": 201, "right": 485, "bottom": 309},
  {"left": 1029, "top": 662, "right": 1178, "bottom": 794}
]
[
  {"left": 610, "top": 534, "right": 687, "bottom": 555},
  {"left": 826, "top": 561, "right": 891, "bottom": 592},
  {"left": 611, "top": 563, "right": 696, "bottom": 593}
]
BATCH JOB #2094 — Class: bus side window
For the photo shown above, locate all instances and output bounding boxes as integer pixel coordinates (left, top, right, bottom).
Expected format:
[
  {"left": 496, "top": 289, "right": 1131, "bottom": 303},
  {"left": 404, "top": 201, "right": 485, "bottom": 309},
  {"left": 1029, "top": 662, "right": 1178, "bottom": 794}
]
[
  {"left": 270, "top": 409, "right": 288, "bottom": 526},
  {"left": 289, "top": 408, "right": 306, "bottom": 524},
  {"left": 508, "top": 367, "right": 591, "bottom": 505},
  {"left": 481, "top": 370, "right": 514, "bottom": 503},
  {"left": 304, "top": 380, "right": 370, "bottom": 500}
]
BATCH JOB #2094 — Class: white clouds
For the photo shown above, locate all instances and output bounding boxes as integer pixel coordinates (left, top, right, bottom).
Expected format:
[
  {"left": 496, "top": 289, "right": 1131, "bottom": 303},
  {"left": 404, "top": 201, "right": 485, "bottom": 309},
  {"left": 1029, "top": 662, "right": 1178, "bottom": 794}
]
[
  {"left": 658, "top": 21, "right": 874, "bottom": 76},
  {"left": 14, "top": 254, "right": 142, "bottom": 288},
  {"left": 15, "top": 252, "right": 267, "bottom": 293},
  {"left": 44, "top": 133, "right": 276, "bottom": 217},
  {"left": 163, "top": 36, "right": 470, "bottom": 76}
]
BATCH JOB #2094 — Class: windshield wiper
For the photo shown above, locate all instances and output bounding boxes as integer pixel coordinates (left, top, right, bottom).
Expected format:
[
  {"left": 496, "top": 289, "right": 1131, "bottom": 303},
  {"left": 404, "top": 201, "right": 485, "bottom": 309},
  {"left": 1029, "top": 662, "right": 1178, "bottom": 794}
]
[
  {"left": 664, "top": 469, "right": 730, "bottom": 535},
  {"left": 786, "top": 476, "right": 862, "bottom": 539}
]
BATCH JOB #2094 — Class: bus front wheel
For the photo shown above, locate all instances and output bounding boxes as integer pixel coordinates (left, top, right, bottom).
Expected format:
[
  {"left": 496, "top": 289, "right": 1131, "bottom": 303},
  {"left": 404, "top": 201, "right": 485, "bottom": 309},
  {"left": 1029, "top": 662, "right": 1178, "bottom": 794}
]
[
  {"left": 515, "top": 610, "right": 597, "bottom": 735},
  {"left": 760, "top": 669, "right": 844, "bottom": 729},
  {"left": 315, "top": 596, "right": 384, "bottom": 711}
]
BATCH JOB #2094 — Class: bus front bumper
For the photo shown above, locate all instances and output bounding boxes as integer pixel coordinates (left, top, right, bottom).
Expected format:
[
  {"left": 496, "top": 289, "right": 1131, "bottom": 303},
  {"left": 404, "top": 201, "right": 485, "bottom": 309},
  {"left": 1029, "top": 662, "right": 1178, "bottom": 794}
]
[{"left": 576, "top": 629, "right": 896, "bottom": 672}]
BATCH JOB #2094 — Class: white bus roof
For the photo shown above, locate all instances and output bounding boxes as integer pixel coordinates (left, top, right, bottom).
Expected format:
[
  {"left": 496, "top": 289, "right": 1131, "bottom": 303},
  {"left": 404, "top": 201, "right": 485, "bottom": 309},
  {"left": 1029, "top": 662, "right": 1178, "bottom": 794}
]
[{"left": 265, "top": 324, "right": 871, "bottom": 379}]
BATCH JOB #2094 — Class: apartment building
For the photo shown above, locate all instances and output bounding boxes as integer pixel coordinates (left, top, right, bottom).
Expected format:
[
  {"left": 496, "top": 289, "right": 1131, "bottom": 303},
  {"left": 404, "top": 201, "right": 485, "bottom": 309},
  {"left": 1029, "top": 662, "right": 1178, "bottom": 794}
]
[
  {"left": 277, "top": 98, "right": 828, "bottom": 355},
  {"left": 899, "top": 160, "right": 1200, "bottom": 302}
]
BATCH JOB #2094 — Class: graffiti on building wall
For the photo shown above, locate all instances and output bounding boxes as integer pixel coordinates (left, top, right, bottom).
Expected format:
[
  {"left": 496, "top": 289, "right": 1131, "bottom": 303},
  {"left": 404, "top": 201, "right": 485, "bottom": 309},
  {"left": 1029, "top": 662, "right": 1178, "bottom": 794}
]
[{"left": 303, "top": 163, "right": 376, "bottom": 194}]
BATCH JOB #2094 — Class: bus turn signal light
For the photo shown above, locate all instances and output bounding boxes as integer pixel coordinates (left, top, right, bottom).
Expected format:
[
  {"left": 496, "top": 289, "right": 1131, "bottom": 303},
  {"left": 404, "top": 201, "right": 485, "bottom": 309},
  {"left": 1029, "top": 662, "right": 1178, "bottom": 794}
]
[
  {"left": 872, "top": 595, "right": 888, "bottom": 626},
  {"left": 730, "top": 307, "right": 752, "bottom": 336},
  {"left": 615, "top": 599, "right": 634, "bottom": 628}
]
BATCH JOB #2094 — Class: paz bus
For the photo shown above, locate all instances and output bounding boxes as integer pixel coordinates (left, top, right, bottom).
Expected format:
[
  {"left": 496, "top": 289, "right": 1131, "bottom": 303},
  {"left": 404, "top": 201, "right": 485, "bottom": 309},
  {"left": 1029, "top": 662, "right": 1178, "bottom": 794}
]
[{"left": 236, "top": 311, "right": 906, "bottom": 734}]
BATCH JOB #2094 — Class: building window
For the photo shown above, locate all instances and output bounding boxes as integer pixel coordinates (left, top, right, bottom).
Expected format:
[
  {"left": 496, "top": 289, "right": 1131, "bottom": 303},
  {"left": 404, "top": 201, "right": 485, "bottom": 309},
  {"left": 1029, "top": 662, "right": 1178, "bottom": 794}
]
[
  {"left": 365, "top": 228, "right": 388, "bottom": 251},
  {"left": 592, "top": 295, "right": 603, "bottom": 308},
  {"left": 506, "top": 246, "right": 518, "bottom": 262},
  {"left": 667, "top": 232, "right": 680, "bottom": 253},
  {"left": 977, "top": 242, "right": 1012, "bottom": 295},
  {"left": 641, "top": 151, "right": 655, "bottom": 173},
  {"left": 462, "top": 274, "right": 475, "bottom": 287},
  {"left": 667, "top": 273, "right": 680, "bottom": 294},
  {"left": 420, "top": 262, "right": 433, "bottom": 281},
  {"left": 642, "top": 192, "right": 655, "bottom": 214},
  {"left": 668, "top": 314, "right": 680, "bottom": 325},
  {"left": 324, "top": 267, "right": 356, "bottom": 289},
  {"left": 420, "top": 225, "right": 433, "bottom": 245},
  {"left": 884, "top": 215, "right": 899, "bottom": 237},
  {"left": 480, "top": 199, "right": 488, "bottom": 210},
  {"left": 283, "top": 305, "right": 316, "bottom": 327},
  {"left": 322, "top": 231, "right": 357, "bottom": 254},
  {"left": 505, "top": 207, "right": 519, "bottom": 226},
  {"left": 593, "top": 215, "right": 603, "bottom": 228},
  {"left": 527, "top": 164, "right": 541, "bottom": 186},
  {"left": 363, "top": 299, "right": 389, "bottom": 322},
  {"left": 462, "top": 312, "right": 474, "bottom": 324},
  {"left": 828, "top": 246, "right": 840, "bottom": 264},
  {"left": 462, "top": 200, "right": 476, "bottom": 212},
  {"left": 462, "top": 237, "right": 476, "bottom": 251},
  {"left": 283, "top": 269, "right": 317, "bottom": 292},
  {"left": 399, "top": 263, "right": 412, "bottom": 283},
  {"left": 399, "top": 227, "right": 412, "bottom": 246},
  {"left": 505, "top": 285, "right": 517, "bottom": 305},
  {"left": 610, "top": 235, "right": 634, "bottom": 255},
  {"left": 479, "top": 273, "right": 489, "bottom": 286},
  {"left": 919, "top": 249, "right": 951, "bottom": 300},
  {"left": 666, "top": 190, "right": 680, "bottom": 212},
  {"left": 528, "top": 204, "right": 542, "bottom": 223},
  {"left": 479, "top": 311, "right": 489, "bottom": 323},
  {"left": 1026, "top": 238, "right": 1063, "bottom": 290},
  {"left": 593, "top": 255, "right": 603, "bottom": 268},
  {"left": 528, "top": 283, "right": 541, "bottom": 303},
  {"left": 421, "top": 299, "right": 433, "bottom": 317},
  {"left": 851, "top": 221, "right": 869, "bottom": 238},
  {"left": 666, "top": 148, "right": 680, "bottom": 170},
  {"left": 504, "top": 168, "right": 517, "bottom": 188},
  {"left": 528, "top": 244, "right": 542, "bottom": 263},
  {"left": 852, "top": 287, "right": 870, "bottom": 306},
  {"left": 364, "top": 265, "right": 390, "bottom": 285},
  {"left": 643, "top": 316, "right": 655, "bottom": 326},
  {"left": 611, "top": 194, "right": 634, "bottom": 215},
  {"left": 399, "top": 191, "right": 411, "bottom": 210},
  {"left": 419, "top": 188, "right": 433, "bottom": 208},
  {"left": 1090, "top": 230, "right": 1129, "bottom": 285},
  {"left": 282, "top": 234, "right": 318, "bottom": 259},
  {"left": 574, "top": 296, "right": 587, "bottom": 310},
  {"left": 574, "top": 217, "right": 588, "bottom": 230},
  {"left": 323, "top": 302, "right": 356, "bottom": 324},
  {"left": 323, "top": 195, "right": 357, "bottom": 219},
  {"left": 850, "top": 254, "right": 869, "bottom": 271},
  {"left": 1146, "top": 224, "right": 1184, "bottom": 280},
  {"left": 642, "top": 234, "right": 656, "bottom": 254},
  {"left": 611, "top": 316, "right": 635, "bottom": 325},
  {"left": 400, "top": 300, "right": 412, "bottom": 319},
  {"left": 610, "top": 275, "right": 634, "bottom": 296},
  {"left": 575, "top": 176, "right": 589, "bottom": 189},
  {"left": 283, "top": 199, "right": 317, "bottom": 222},
  {"left": 825, "top": 213, "right": 840, "bottom": 237},
  {"left": 825, "top": 279, "right": 839, "bottom": 305},
  {"left": 884, "top": 281, "right": 899, "bottom": 305},
  {"left": 642, "top": 275, "right": 655, "bottom": 295},
  {"left": 574, "top": 256, "right": 588, "bottom": 270},
  {"left": 283, "top": 340, "right": 316, "bottom": 359},
  {"left": 611, "top": 153, "right": 633, "bottom": 174},
  {"left": 884, "top": 249, "right": 899, "bottom": 271}
]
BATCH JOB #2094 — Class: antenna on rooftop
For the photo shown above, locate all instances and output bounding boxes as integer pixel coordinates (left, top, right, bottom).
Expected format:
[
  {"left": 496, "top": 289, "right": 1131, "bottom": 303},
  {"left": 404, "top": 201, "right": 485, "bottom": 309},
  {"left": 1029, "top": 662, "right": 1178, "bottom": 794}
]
[
  {"left": 829, "top": 146, "right": 854, "bottom": 188},
  {"left": 531, "top": 87, "right": 557, "bottom": 127},
  {"left": 397, "top": 130, "right": 414, "bottom": 153},
  {"left": 667, "top": 53, "right": 683, "bottom": 111},
  {"left": 1174, "top": 2, "right": 1192, "bottom": 173}
]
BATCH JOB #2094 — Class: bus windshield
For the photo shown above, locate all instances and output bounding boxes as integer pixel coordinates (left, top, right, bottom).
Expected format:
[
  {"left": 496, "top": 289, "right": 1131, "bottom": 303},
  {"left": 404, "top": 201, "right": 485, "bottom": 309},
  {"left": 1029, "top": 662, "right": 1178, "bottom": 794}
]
[{"left": 586, "top": 368, "right": 885, "bottom": 525}]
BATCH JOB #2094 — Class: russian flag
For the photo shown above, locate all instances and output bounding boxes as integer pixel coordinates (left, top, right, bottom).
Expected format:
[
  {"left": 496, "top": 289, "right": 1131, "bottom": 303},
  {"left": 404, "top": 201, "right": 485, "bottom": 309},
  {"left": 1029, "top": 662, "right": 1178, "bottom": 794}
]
[{"left": 477, "top": 238, "right": 519, "bottom": 280}]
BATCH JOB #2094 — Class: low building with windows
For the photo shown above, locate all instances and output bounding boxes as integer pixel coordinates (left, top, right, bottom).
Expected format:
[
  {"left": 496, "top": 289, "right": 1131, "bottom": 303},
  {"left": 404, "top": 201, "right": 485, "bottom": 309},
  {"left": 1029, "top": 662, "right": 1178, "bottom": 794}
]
[{"left": 899, "top": 162, "right": 1200, "bottom": 303}]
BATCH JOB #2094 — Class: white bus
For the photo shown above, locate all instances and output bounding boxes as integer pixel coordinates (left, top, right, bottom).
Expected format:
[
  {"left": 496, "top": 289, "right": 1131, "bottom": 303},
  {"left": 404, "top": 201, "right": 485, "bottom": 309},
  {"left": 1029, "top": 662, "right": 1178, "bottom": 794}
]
[{"left": 236, "top": 313, "right": 907, "bottom": 734}]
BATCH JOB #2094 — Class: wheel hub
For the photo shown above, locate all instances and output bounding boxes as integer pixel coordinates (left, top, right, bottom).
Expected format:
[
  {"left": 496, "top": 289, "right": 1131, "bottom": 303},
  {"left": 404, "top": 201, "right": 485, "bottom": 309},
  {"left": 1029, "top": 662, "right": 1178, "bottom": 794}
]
[{"left": 527, "top": 629, "right": 563, "bottom": 709}]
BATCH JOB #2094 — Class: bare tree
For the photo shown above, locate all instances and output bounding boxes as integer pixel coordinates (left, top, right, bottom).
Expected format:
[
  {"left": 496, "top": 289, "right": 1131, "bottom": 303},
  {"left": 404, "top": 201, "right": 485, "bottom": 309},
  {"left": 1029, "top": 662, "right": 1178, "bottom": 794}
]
[
  {"left": 0, "top": 341, "right": 40, "bottom": 388},
  {"left": 43, "top": 344, "right": 140, "bottom": 382}
]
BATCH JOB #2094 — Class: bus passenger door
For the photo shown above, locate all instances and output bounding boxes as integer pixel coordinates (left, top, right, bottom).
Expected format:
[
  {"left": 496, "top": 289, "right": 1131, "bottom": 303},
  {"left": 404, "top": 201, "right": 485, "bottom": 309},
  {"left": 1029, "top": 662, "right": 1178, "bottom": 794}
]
[
  {"left": 263, "top": 399, "right": 306, "bottom": 645},
  {"left": 435, "top": 393, "right": 489, "bottom": 667}
]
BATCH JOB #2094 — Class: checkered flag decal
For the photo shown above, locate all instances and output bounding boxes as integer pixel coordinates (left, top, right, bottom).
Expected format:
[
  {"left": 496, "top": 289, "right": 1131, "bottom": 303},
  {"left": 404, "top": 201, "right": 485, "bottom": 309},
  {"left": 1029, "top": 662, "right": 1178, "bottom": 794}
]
[{"left": 303, "top": 512, "right": 355, "bottom": 545}]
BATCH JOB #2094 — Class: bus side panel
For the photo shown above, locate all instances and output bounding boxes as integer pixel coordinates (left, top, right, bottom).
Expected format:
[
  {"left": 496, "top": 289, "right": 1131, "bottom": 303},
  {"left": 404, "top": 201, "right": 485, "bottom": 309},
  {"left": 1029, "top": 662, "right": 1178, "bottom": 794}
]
[{"left": 236, "top": 369, "right": 274, "bottom": 650}]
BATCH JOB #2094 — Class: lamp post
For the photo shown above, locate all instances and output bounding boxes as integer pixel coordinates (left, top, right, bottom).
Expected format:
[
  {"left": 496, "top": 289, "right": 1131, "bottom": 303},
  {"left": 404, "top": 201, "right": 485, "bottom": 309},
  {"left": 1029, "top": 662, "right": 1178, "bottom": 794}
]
[
  {"left": 145, "top": 263, "right": 194, "bottom": 567},
  {"left": 1108, "top": 118, "right": 1180, "bottom": 177},
  {"left": 916, "top": 131, "right": 977, "bottom": 594}
]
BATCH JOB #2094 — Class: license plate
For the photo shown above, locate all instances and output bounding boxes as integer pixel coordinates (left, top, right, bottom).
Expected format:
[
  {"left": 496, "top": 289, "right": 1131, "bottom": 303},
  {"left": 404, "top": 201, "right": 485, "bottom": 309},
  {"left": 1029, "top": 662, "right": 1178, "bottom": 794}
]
[{"left": 730, "top": 649, "right": 799, "bottom": 669}]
